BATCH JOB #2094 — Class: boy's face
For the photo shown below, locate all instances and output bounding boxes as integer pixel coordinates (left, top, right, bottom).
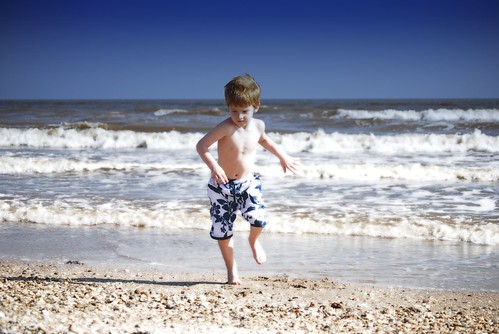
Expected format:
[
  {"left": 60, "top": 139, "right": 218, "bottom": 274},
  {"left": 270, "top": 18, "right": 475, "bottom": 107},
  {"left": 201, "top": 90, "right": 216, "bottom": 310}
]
[{"left": 228, "top": 104, "right": 259, "bottom": 128}]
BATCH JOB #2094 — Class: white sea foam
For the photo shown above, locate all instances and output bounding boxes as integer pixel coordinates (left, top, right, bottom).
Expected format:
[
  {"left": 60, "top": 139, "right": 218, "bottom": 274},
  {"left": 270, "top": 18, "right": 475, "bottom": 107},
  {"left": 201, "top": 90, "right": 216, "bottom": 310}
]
[
  {"left": 0, "top": 156, "right": 205, "bottom": 174},
  {"left": 0, "top": 199, "right": 207, "bottom": 229},
  {"left": 153, "top": 108, "right": 188, "bottom": 116},
  {"left": 477, "top": 198, "right": 497, "bottom": 211},
  {"left": 266, "top": 213, "right": 499, "bottom": 246},
  {"left": 1, "top": 127, "right": 497, "bottom": 154},
  {"left": 1, "top": 199, "right": 497, "bottom": 245},
  {"left": 338, "top": 109, "right": 422, "bottom": 121},
  {"left": 1, "top": 156, "right": 497, "bottom": 183},
  {"left": 274, "top": 163, "right": 499, "bottom": 182},
  {"left": 337, "top": 108, "right": 499, "bottom": 122},
  {"left": 278, "top": 129, "right": 499, "bottom": 154},
  {"left": 0, "top": 127, "right": 202, "bottom": 150}
]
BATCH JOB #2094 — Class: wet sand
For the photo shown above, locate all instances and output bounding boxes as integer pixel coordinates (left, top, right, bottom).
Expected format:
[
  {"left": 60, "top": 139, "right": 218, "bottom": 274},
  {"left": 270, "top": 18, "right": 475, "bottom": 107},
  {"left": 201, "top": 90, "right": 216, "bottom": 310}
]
[{"left": 1, "top": 260, "right": 497, "bottom": 333}]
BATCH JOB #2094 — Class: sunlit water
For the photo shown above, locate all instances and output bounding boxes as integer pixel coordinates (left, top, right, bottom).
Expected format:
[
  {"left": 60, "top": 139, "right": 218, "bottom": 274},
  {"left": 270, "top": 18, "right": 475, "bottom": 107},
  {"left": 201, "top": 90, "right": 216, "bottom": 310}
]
[{"left": 0, "top": 99, "right": 498, "bottom": 290}]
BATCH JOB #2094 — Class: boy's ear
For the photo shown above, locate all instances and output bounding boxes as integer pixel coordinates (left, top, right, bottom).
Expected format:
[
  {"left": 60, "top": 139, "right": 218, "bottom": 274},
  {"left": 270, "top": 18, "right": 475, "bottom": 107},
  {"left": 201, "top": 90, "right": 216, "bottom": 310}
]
[{"left": 254, "top": 104, "right": 260, "bottom": 112}]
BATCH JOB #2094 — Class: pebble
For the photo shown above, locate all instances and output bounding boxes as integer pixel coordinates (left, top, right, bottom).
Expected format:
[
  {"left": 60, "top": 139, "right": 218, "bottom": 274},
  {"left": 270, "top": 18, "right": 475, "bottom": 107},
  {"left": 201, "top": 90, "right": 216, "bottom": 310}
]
[{"left": 0, "top": 262, "right": 498, "bottom": 333}]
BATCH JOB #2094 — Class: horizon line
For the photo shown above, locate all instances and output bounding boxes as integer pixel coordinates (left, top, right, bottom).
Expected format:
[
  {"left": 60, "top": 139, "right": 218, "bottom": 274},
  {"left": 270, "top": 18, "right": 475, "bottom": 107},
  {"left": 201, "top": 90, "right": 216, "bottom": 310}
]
[{"left": 2, "top": 97, "right": 499, "bottom": 101}]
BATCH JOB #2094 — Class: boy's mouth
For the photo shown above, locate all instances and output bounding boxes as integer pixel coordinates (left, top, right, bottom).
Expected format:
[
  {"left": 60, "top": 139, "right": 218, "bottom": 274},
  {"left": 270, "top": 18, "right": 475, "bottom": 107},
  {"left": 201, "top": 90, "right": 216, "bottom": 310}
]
[{"left": 235, "top": 119, "right": 246, "bottom": 127}]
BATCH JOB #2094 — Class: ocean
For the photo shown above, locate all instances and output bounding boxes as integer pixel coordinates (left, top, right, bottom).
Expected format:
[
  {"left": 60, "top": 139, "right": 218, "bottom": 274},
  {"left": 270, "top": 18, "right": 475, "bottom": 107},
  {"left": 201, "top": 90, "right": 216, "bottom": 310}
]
[{"left": 0, "top": 99, "right": 498, "bottom": 291}]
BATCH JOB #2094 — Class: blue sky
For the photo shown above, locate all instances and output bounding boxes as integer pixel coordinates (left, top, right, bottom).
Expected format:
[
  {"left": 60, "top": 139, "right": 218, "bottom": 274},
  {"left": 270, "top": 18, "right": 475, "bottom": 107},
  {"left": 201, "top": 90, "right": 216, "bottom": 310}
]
[{"left": 1, "top": 0, "right": 498, "bottom": 99}]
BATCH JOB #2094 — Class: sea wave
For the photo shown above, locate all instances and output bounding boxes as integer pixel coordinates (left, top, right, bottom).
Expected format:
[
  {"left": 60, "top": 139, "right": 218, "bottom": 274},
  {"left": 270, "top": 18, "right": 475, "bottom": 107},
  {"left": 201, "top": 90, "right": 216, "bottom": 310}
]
[
  {"left": 153, "top": 108, "right": 189, "bottom": 116},
  {"left": 267, "top": 212, "right": 498, "bottom": 246},
  {"left": 0, "top": 127, "right": 201, "bottom": 150},
  {"left": 0, "top": 156, "right": 204, "bottom": 174},
  {"left": 282, "top": 163, "right": 499, "bottom": 182},
  {"left": 279, "top": 129, "right": 499, "bottom": 154},
  {"left": 1, "top": 199, "right": 497, "bottom": 245},
  {"left": 337, "top": 108, "right": 499, "bottom": 122},
  {"left": 1, "top": 127, "right": 497, "bottom": 153},
  {"left": 1, "top": 156, "right": 497, "bottom": 183}
]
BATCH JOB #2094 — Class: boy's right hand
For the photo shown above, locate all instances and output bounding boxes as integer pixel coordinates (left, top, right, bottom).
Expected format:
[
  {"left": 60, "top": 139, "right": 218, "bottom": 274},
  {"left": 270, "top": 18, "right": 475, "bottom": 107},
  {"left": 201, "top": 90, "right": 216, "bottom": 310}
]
[{"left": 211, "top": 166, "right": 228, "bottom": 186}]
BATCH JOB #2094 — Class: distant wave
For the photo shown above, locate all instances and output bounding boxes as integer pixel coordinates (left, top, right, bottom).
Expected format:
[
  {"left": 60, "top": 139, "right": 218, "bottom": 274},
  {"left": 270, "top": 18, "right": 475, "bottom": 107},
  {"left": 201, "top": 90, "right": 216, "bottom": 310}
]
[
  {"left": 0, "top": 156, "right": 204, "bottom": 174},
  {"left": 0, "top": 127, "right": 202, "bottom": 150},
  {"left": 1, "top": 199, "right": 496, "bottom": 245},
  {"left": 1, "top": 127, "right": 497, "bottom": 153},
  {"left": 279, "top": 129, "right": 498, "bottom": 154},
  {"left": 271, "top": 163, "right": 499, "bottom": 182},
  {"left": 153, "top": 108, "right": 189, "bottom": 116},
  {"left": 337, "top": 108, "right": 499, "bottom": 122},
  {"left": 154, "top": 107, "right": 225, "bottom": 116},
  {"left": 1, "top": 156, "right": 497, "bottom": 183}
]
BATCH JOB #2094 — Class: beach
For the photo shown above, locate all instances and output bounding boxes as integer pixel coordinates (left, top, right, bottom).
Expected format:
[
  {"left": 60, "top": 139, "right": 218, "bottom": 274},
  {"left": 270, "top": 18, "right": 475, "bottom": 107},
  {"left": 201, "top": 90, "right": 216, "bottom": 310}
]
[{"left": 1, "top": 260, "right": 498, "bottom": 333}]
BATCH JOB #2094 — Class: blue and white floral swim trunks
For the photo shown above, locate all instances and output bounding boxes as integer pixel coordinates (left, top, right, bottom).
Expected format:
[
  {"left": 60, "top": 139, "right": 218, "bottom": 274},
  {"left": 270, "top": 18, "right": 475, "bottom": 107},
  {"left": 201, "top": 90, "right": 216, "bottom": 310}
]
[{"left": 207, "top": 173, "right": 266, "bottom": 240}]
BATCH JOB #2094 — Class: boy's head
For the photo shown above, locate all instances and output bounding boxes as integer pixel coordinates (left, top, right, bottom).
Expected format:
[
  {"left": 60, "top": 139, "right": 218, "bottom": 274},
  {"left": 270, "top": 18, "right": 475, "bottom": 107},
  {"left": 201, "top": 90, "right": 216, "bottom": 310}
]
[{"left": 224, "top": 74, "right": 261, "bottom": 109}]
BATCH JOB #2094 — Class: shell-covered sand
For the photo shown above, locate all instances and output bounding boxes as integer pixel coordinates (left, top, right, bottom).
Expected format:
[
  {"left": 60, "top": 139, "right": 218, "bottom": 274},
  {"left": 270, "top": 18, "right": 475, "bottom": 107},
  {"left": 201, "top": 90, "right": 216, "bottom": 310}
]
[{"left": 1, "top": 261, "right": 497, "bottom": 333}]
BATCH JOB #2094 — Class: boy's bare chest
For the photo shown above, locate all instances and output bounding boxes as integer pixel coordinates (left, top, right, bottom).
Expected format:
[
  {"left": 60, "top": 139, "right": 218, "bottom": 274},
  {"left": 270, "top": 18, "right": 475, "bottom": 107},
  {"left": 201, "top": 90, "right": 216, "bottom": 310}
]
[{"left": 221, "top": 127, "right": 260, "bottom": 154}]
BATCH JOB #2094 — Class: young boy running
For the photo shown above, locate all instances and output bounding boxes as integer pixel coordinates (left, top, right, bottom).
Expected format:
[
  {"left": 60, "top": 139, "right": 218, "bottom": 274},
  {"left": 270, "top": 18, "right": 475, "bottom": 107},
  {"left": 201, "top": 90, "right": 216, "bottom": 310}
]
[{"left": 196, "top": 74, "right": 298, "bottom": 285}]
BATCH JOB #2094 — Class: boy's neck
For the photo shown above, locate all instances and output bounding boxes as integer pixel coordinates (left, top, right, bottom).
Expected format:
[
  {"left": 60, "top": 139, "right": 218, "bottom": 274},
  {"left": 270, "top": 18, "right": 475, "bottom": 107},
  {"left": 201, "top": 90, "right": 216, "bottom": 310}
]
[{"left": 232, "top": 117, "right": 253, "bottom": 129}]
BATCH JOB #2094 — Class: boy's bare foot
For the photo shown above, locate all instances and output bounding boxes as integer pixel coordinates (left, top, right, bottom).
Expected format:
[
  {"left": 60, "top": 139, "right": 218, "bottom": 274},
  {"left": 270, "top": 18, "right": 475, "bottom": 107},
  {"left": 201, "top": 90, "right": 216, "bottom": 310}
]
[
  {"left": 251, "top": 239, "right": 267, "bottom": 264},
  {"left": 227, "top": 267, "right": 241, "bottom": 285},
  {"left": 227, "top": 278, "right": 242, "bottom": 285}
]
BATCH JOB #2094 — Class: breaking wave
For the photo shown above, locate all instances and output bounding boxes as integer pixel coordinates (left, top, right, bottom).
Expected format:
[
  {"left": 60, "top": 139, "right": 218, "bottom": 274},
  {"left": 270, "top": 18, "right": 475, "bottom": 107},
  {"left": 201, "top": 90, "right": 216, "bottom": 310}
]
[
  {"left": 1, "top": 127, "right": 497, "bottom": 154},
  {"left": 1, "top": 199, "right": 497, "bottom": 245},
  {"left": 337, "top": 108, "right": 499, "bottom": 122},
  {"left": 1, "top": 156, "right": 497, "bottom": 183}
]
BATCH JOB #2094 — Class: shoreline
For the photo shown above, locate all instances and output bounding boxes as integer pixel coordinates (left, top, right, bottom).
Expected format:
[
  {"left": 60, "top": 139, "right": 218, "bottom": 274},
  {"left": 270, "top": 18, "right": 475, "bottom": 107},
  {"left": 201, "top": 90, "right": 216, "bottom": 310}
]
[
  {"left": 1, "top": 260, "right": 497, "bottom": 333},
  {"left": 2, "top": 222, "right": 498, "bottom": 293}
]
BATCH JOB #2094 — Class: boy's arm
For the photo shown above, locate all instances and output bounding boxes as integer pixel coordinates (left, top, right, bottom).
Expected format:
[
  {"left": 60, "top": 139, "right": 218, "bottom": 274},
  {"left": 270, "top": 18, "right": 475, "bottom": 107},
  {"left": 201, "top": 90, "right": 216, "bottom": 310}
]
[
  {"left": 196, "top": 124, "right": 229, "bottom": 185},
  {"left": 259, "top": 130, "right": 299, "bottom": 175}
]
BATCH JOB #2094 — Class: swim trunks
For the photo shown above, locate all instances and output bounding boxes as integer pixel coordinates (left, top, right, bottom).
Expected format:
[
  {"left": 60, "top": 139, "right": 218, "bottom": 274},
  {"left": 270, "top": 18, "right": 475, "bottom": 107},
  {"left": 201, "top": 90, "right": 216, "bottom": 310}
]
[{"left": 207, "top": 173, "right": 266, "bottom": 240}]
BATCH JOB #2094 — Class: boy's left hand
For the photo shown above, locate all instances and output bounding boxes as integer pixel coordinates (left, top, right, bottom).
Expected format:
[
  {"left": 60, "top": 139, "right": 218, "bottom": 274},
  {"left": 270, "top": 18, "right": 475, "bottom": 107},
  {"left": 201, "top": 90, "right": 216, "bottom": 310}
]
[{"left": 280, "top": 155, "right": 299, "bottom": 175}]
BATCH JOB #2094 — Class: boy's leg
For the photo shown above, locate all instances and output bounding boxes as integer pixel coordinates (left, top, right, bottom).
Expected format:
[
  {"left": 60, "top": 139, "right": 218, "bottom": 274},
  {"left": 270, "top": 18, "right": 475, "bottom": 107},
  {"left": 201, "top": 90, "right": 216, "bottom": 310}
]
[
  {"left": 218, "top": 238, "right": 240, "bottom": 285},
  {"left": 248, "top": 226, "right": 266, "bottom": 265}
]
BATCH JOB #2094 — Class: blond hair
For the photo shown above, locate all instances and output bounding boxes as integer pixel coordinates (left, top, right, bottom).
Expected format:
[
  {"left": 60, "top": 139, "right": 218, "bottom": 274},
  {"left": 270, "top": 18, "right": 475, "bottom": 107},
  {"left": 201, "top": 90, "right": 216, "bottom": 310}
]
[{"left": 224, "top": 74, "right": 261, "bottom": 108}]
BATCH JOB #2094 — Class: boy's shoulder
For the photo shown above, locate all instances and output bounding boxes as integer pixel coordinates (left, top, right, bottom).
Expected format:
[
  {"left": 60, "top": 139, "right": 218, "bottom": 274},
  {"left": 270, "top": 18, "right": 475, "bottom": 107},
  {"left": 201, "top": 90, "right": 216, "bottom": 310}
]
[
  {"left": 209, "top": 118, "right": 238, "bottom": 136},
  {"left": 252, "top": 118, "right": 265, "bottom": 130},
  {"left": 220, "top": 117, "right": 239, "bottom": 129},
  {"left": 213, "top": 117, "right": 235, "bottom": 129}
]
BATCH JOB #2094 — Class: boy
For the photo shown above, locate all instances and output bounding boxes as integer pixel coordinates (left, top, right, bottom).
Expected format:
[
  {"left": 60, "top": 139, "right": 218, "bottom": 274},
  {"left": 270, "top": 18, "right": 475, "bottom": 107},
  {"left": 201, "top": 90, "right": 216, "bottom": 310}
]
[{"left": 196, "top": 74, "right": 298, "bottom": 285}]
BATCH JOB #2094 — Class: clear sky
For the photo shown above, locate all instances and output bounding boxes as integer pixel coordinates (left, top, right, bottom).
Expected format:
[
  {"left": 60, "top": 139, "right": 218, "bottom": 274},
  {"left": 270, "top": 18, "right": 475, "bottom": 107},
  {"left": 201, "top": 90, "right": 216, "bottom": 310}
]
[{"left": 1, "top": 0, "right": 498, "bottom": 99}]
